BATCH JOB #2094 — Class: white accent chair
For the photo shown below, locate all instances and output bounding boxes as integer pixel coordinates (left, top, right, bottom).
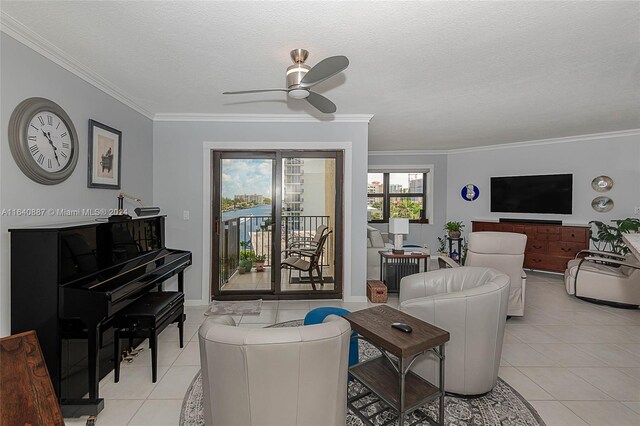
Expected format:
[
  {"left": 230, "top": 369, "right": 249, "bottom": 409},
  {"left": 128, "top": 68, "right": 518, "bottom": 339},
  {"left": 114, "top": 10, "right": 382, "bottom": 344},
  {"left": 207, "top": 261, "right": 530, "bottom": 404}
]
[
  {"left": 565, "top": 250, "right": 640, "bottom": 307},
  {"left": 198, "top": 315, "right": 351, "bottom": 426},
  {"left": 441, "top": 232, "right": 527, "bottom": 316},
  {"left": 399, "top": 267, "right": 510, "bottom": 395}
]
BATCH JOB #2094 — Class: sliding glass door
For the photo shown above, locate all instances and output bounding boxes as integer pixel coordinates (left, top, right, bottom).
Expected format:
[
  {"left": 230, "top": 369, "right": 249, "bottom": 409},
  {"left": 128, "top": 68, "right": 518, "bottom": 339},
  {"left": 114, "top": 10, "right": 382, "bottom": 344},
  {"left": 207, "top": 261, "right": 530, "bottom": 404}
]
[
  {"left": 211, "top": 150, "right": 342, "bottom": 299},
  {"left": 213, "top": 153, "right": 276, "bottom": 294}
]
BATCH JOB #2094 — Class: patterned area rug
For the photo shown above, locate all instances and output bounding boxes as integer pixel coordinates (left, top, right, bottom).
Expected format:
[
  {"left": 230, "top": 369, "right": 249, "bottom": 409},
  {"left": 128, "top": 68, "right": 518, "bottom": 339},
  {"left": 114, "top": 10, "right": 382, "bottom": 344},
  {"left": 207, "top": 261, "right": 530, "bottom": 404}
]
[
  {"left": 204, "top": 299, "right": 262, "bottom": 316},
  {"left": 180, "top": 320, "right": 545, "bottom": 426}
]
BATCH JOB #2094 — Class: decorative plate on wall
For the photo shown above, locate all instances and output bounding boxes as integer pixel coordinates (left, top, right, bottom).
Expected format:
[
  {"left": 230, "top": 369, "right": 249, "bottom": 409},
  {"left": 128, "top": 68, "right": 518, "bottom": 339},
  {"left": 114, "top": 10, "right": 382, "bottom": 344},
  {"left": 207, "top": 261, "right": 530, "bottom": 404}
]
[
  {"left": 591, "top": 196, "right": 614, "bottom": 213},
  {"left": 591, "top": 175, "right": 613, "bottom": 192},
  {"left": 461, "top": 184, "right": 479, "bottom": 201}
]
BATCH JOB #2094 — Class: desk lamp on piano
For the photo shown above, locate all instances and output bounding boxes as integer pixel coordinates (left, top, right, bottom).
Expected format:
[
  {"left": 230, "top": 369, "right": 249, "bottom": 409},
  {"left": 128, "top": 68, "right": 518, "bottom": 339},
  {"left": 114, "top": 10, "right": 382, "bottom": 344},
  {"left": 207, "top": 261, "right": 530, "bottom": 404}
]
[
  {"left": 10, "top": 206, "right": 192, "bottom": 417},
  {"left": 108, "top": 192, "right": 161, "bottom": 222}
]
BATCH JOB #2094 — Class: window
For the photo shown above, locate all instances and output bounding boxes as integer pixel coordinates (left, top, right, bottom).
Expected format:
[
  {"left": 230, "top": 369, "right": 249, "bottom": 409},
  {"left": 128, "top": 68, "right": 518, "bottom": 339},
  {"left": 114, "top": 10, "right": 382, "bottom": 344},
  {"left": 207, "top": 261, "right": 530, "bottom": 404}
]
[{"left": 367, "top": 171, "right": 429, "bottom": 223}]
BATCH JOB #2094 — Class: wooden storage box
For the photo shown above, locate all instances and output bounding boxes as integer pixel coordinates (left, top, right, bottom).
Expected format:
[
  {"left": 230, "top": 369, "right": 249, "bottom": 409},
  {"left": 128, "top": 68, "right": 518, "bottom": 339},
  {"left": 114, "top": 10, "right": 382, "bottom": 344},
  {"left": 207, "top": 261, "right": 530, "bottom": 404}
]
[{"left": 367, "top": 280, "right": 388, "bottom": 303}]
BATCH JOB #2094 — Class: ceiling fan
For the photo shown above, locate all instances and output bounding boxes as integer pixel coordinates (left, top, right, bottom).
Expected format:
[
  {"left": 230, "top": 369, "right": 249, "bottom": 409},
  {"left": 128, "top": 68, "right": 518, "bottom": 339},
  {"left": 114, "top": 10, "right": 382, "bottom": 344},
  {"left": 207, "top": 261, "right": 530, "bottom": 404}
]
[{"left": 223, "top": 49, "right": 349, "bottom": 114}]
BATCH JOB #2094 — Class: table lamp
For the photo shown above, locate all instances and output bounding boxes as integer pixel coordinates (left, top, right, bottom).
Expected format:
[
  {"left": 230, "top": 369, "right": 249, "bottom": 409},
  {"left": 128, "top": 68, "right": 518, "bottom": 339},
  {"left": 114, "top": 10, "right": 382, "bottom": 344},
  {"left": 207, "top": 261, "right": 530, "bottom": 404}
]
[
  {"left": 389, "top": 218, "right": 409, "bottom": 254},
  {"left": 109, "top": 192, "right": 161, "bottom": 222}
]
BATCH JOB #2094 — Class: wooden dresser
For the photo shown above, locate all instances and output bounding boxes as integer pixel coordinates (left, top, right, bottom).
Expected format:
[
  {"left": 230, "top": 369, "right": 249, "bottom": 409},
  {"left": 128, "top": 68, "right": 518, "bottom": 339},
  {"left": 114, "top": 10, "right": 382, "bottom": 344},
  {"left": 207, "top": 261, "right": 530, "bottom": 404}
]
[{"left": 472, "top": 221, "right": 590, "bottom": 273}]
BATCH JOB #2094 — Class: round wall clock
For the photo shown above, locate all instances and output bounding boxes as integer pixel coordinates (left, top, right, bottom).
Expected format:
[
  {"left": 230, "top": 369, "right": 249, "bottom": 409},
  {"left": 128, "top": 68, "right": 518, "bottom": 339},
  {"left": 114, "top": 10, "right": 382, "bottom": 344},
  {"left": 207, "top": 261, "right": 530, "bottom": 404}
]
[{"left": 8, "top": 97, "right": 79, "bottom": 185}]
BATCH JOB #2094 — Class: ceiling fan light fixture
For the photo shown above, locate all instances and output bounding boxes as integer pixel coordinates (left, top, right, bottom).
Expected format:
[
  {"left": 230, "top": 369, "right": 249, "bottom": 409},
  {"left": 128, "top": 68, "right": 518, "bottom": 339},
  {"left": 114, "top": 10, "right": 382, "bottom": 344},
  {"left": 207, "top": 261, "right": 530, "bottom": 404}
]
[
  {"left": 288, "top": 89, "right": 310, "bottom": 99},
  {"left": 286, "top": 63, "right": 310, "bottom": 88}
]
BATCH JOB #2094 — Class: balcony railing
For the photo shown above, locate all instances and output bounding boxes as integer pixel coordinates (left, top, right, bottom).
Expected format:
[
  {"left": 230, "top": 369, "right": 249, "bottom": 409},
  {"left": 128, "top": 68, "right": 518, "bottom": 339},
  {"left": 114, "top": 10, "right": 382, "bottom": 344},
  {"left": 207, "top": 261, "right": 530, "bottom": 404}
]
[{"left": 218, "top": 215, "right": 330, "bottom": 283}]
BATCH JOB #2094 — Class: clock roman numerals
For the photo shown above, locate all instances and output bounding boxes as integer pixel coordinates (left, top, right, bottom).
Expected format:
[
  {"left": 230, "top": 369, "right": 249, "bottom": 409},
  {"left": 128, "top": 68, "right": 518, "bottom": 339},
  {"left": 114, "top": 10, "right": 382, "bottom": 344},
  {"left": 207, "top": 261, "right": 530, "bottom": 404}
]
[{"left": 9, "top": 98, "right": 78, "bottom": 184}]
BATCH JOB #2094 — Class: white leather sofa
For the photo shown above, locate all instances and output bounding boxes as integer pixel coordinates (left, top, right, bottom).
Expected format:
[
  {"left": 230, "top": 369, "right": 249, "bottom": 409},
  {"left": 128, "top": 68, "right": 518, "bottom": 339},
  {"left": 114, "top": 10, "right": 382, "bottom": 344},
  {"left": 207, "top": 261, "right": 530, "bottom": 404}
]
[
  {"left": 399, "top": 267, "right": 510, "bottom": 395},
  {"left": 367, "top": 226, "right": 390, "bottom": 280},
  {"left": 198, "top": 315, "right": 351, "bottom": 426},
  {"left": 464, "top": 232, "right": 527, "bottom": 317},
  {"left": 565, "top": 250, "right": 640, "bottom": 307},
  {"left": 367, "top": 225, "right": 430, "bottom": 280}
]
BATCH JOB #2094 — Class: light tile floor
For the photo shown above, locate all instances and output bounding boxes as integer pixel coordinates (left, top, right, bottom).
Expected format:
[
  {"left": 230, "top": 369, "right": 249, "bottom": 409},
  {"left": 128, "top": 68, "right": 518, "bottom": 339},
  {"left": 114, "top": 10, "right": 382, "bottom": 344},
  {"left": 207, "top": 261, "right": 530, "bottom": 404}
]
[{"left": 65, "top": 271, "right": 640, "bottom": 425}]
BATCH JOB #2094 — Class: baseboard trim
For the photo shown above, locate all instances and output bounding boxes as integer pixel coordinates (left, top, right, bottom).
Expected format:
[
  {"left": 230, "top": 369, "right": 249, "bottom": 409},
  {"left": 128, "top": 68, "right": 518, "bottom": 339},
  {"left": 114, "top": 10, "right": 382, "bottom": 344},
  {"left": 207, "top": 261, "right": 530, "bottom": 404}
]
[
  {"left": 185, "top": 299, "right": 209, "bottom": 307},
  {"left": 343, "top": 296, "right": 368, "bottom": 303}
]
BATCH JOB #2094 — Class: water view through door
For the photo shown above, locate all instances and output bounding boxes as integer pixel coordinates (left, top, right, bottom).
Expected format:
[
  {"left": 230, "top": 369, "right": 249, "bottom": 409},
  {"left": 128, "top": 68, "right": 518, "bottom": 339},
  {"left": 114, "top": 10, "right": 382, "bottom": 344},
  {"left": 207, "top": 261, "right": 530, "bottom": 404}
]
[
  {"left": 216, "top": 156, "right": 274, "bottom": 293},
  {"left": 212, "top": 151, "right": 342, "bottom": 299}
]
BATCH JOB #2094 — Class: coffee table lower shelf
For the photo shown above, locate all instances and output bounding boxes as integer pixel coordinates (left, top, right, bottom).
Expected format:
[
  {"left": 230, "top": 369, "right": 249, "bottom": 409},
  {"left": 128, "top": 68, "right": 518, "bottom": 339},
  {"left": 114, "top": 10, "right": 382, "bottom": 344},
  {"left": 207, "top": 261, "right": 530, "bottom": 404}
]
[{"left": 348, "top": 356, "right": 443, "bottom": 426}]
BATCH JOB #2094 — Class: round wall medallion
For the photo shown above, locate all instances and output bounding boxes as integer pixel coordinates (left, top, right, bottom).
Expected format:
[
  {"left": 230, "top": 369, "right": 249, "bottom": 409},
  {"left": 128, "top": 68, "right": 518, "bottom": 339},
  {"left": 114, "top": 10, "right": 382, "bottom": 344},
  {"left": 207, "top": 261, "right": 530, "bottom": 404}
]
[
  {"left": 460, "top": 184, "right": 479, "bottom": 201},
  {"left": 591, "top": 175, "right": 613, "bottom": 192},
  {"left": 591, "top": 196, "right": 614, "bottom": 213},
  {"left": 8, "top": 97, "right": 79, "bottom": 185}
]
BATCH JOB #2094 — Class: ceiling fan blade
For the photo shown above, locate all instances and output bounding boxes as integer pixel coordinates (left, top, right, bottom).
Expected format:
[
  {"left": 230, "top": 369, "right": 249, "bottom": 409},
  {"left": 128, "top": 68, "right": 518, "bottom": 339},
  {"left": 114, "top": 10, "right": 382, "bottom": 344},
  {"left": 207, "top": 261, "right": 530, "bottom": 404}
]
[
  {"left": 223, "top": 89, "right": 288, "bottom": 95},
  {"left": 306, "top": 91, "right": 337, "bottom": 114},
  {"left": 300, "top": 56, "right": 349, "bottom": 88}
]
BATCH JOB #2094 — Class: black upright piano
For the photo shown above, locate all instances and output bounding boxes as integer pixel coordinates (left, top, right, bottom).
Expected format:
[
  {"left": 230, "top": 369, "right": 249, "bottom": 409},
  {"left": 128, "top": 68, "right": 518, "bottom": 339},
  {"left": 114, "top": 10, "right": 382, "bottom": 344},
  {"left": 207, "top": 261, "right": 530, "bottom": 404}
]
[{"left": 10, "top": 216, "right": 192, "bottom": 416}]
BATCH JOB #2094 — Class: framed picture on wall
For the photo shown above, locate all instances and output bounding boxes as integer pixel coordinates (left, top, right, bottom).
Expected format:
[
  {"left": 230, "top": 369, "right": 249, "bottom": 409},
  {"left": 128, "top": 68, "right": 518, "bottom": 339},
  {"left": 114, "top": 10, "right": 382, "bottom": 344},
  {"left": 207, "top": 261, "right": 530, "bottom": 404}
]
[{"left": 88, "top": 119, "right": 122, "bottom": 189}]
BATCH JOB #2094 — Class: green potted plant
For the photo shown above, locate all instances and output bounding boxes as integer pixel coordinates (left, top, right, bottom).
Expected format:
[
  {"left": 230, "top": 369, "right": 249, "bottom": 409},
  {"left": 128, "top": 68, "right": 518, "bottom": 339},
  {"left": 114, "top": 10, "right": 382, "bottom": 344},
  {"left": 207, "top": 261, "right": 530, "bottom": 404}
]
[
  {"left": 444, "top": 221, "right": 465, "bottom": 239},
  {"left": 590, "top": 218, "right": 640, "bottom": 255},
  {"left": 436, "top": 236, "right": 447, "bottom": 256},
  {"left": 238, "top": 240, "right": 255, "bottom": 274},
  {"left": 254, "top": 254, "right": 266, "bottom": 272}
]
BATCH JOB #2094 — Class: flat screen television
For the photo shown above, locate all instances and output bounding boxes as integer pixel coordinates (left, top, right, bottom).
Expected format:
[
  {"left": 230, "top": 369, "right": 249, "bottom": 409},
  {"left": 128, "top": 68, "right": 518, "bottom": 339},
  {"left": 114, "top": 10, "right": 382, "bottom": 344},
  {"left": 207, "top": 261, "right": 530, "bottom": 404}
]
[{"left": 490, "top": 174, "right": 573, "bottom": 214}]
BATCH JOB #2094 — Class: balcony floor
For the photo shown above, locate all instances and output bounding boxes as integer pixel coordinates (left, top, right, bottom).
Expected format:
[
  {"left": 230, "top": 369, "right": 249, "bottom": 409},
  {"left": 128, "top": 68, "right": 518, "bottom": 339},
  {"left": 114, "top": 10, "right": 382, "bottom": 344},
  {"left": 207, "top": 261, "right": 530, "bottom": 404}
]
[{"left": 220, "top": 267, "right": 335, "bottom": 293}]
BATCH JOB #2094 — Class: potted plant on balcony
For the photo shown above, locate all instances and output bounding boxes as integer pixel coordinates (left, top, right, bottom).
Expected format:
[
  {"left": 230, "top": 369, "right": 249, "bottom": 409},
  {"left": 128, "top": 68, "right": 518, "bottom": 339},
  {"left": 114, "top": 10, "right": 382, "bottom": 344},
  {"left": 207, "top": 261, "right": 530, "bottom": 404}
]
[
  {"left": 255, "top": 254, "right": 266, "bottom": 272},
  {"left": 444, "top": 221, "right": 465, "bottom": 239},
  {"left": 238, "top": 240, "right": 255, "bottom": 274}
]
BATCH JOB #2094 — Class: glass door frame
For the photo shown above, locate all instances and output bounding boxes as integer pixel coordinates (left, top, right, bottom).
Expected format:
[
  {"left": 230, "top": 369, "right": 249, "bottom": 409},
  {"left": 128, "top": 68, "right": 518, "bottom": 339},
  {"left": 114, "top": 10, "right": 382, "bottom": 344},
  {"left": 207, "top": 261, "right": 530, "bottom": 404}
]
[
  {"left": 211, "top": 149, "right": 343, "bottom": 300},
  {"left": 211, "top": 151, "right": 277, "bottom": 298}
]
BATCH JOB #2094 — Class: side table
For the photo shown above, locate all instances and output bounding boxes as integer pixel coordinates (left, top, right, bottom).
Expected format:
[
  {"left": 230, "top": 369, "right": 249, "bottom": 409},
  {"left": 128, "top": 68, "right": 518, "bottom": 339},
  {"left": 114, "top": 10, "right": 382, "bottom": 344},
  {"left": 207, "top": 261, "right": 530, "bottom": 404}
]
[
  {"left": 344, "top": 305, "right": 450, "bottom": 426},
  {"left": 379, "top": 251, "right": 430, "bottom": 293},
  {"left": 447, "top": 237, "right": 462, "bottom": 263}
]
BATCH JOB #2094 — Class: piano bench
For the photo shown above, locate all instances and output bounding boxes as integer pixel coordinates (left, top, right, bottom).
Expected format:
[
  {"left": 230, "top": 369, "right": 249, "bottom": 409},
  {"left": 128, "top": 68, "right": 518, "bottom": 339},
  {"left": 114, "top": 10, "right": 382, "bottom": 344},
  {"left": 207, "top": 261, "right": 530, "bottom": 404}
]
[{"left": 113, "top": 291, "right": 185, "bottom": 383}]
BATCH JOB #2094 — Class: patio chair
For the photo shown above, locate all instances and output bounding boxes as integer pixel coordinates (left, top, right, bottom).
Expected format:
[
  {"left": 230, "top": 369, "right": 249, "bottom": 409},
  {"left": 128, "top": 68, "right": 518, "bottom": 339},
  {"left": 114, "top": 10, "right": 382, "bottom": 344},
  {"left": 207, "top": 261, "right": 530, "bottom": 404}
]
[
  {"left": 281, "top": 230, "right": 332, "bottom": 290},
  {"left": 287, "top": 224, "right": 328, "bottom": 251}
]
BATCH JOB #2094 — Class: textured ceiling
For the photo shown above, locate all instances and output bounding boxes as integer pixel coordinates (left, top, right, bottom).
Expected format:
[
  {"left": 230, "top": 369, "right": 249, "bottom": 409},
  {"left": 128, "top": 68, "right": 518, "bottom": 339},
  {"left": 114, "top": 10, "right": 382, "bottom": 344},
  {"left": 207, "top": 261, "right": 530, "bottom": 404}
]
[{"left": 1, "top": 1, "right": 639, "bottom": 150}]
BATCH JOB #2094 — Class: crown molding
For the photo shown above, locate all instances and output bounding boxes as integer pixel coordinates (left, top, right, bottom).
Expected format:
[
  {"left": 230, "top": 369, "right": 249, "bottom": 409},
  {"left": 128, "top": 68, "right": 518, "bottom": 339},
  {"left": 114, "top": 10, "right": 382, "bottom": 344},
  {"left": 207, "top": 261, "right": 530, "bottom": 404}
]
[
  {"left": 153, "top": 113, "right": 374, "bottom": 123},
  {"left": 369, "top": 149, "right": 447, "bottom": 156},
  {"left": 370, "top": 128, "right": 640, "bottom": 156},
  {"left": 1, "top": 12, "right": 154, "bottom": 120},
  {"left": 446, "top": 128, "right": 640, "bottom": 154}
]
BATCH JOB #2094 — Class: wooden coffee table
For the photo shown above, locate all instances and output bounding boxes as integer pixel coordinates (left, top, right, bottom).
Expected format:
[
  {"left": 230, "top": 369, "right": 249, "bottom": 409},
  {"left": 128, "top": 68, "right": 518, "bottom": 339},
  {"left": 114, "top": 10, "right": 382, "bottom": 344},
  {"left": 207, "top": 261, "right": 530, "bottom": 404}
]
[{"left": 343, "top": 305, "right": 450, "bottom": 426}]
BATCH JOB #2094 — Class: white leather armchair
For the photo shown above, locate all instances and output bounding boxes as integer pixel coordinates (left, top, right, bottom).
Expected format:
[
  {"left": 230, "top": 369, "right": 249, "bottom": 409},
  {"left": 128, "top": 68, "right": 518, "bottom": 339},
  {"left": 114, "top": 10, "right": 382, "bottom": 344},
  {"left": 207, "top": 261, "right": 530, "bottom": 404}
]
[
  {"left": 198, "top": 315, "right": 351, "bottom": 426},
  {"left": 464, "top": 232, "right": 527, "bottom": 317},
  {"left": 565, "top": 250, "right": 640, "bottom": 307},
  {"left": 400, "top": 267, "right": 510, "bottom": 395}
]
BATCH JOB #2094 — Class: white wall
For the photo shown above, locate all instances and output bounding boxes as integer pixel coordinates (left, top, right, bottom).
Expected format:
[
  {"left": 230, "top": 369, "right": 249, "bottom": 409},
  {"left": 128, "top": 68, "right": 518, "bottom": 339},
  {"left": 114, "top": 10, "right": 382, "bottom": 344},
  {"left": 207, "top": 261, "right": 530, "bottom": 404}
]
[
  {"left": 367, "top": 153, "right": 448, "bottom": 250},
  {"left": 0, "top": 34, "right": 154, "bottom": 336},
  {"left": 152, "top": 120, "right": 369, "bottom": 302},
  {"left": 446, "top": 133, "right": 640, "bottom": 230}
]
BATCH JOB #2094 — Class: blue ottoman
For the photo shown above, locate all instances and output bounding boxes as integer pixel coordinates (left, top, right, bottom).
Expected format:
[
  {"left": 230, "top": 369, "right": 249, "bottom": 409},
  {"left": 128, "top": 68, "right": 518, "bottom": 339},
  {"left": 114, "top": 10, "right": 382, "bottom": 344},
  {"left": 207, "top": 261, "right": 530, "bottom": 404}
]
[{"left": 304, "top": 307, "right": 359, "bottom": 367}]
